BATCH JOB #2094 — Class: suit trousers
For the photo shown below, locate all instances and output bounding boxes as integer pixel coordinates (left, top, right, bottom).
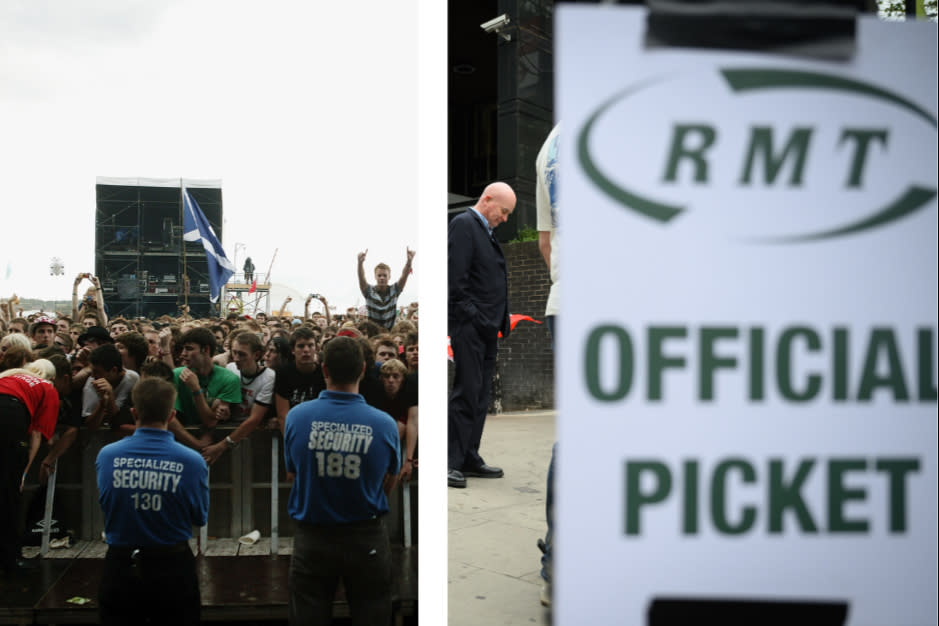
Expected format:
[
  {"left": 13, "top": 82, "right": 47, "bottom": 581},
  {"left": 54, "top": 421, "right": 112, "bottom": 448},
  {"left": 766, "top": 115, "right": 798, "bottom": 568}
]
[{"left": 448, "top": 320, "right": 498, "bottom": 470}]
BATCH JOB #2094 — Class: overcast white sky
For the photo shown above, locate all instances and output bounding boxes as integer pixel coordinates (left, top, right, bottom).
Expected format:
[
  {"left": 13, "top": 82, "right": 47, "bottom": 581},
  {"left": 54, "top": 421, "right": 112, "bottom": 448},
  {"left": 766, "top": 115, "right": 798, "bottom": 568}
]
[{"left": 0, "top": 1, "right": 421, "bottom": 314}]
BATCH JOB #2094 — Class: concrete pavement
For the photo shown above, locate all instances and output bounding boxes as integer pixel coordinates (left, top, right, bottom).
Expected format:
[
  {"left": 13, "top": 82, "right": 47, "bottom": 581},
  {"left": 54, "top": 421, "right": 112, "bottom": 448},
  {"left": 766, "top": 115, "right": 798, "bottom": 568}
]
[{"left": 448, "top": 410, "right": 555, "bottom": 626}]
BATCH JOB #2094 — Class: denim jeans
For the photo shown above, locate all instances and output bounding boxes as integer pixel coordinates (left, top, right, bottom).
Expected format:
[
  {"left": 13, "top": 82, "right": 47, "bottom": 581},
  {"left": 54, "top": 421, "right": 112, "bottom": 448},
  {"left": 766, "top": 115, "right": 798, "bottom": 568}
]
[{"left": 542, "top": 315, "right": 556, "bottom": 583}]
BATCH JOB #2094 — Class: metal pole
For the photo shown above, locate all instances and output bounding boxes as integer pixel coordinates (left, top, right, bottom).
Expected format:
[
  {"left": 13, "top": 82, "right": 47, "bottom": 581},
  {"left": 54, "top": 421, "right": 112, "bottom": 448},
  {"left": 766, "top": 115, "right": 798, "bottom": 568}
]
[
  {"left": 40, "top": 459, "right": 58, "bottom": 556},
  {"left": 271, "top": 435, "right": 279, "bottom": 555},
  {"left": 180, "top": 180, "right": 188, "bottom": 311},
  {"left": 255, "top": 248, "right": 278, "bottom": 315},
  {"left": 402, "top": 480, "right": 412, "bottom": 548}
]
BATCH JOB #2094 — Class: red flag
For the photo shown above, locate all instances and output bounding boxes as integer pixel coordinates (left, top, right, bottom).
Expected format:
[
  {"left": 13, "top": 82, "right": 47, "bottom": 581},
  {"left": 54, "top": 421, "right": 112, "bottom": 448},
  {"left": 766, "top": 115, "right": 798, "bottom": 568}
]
[
  {"left": 509, "top": 314, "right": 541, "bottom": 331},
  {"left": 248, "top": 279, "right": 257, "bottom": 293},
  {"left": 497, "top": 314, "right": 542, "bottom": 338}
]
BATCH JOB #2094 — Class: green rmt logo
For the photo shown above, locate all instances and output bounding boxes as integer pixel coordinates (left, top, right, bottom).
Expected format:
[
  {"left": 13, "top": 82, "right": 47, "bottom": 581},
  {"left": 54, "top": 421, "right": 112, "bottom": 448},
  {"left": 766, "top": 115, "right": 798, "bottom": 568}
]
[
  {"left": 664, "top": 126, "right": 885, "bottom": 189},
  {"left": 578, "top": 69, "right": 938, "bottom": 242}
]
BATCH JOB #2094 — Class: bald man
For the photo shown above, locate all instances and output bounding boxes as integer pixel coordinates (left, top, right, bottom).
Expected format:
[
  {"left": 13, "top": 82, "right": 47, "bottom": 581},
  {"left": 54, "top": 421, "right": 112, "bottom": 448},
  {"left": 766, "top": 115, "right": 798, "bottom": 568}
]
[{"left": 447, "top": 182, "right": 516, "bottom": 488}]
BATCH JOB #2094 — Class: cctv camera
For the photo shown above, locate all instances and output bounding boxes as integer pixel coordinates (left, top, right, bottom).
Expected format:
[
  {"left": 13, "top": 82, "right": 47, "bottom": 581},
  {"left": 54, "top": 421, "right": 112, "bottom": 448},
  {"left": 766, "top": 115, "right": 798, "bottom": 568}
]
[{"left": 480, "top": 14, "right": 510, "bottom": 34}]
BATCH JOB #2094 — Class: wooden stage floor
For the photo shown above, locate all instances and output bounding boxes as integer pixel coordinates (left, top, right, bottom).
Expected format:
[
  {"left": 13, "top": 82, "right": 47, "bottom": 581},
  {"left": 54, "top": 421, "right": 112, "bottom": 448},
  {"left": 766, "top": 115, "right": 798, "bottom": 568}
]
[{"left": 1, "top": 539, "right": 417, "bottom": 625}]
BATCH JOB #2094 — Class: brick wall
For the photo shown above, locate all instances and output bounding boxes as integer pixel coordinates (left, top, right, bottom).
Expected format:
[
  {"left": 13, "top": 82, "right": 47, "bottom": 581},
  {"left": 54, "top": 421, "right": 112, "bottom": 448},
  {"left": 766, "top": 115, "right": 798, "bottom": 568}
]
[
  {"left": 447, "top": 240, "right": 555, "bottom": 413},
  {"left": 498, "top": 239, "right": 555, "bottom": 411}
]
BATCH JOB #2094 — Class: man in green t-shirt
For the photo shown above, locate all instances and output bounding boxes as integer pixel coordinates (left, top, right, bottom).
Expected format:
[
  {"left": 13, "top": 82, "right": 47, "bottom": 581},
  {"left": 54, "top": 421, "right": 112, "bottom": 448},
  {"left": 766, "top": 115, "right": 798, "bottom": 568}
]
[{"left": 172, "top": 327, "right": 240, "bottom": 429}]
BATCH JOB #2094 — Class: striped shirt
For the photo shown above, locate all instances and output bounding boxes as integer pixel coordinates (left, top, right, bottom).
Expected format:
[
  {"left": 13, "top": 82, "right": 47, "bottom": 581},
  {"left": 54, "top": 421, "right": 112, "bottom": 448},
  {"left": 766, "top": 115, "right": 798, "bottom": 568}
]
[{"left": 363, "top": 283, "right": 401, "bottom": 330}]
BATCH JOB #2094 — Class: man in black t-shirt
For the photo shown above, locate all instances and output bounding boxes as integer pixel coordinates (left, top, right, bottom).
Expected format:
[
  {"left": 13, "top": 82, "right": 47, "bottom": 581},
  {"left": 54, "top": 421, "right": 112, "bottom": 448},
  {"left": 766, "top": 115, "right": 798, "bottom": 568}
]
[{"left": 274, "top": 327, "right": 325, "bottom": 432}]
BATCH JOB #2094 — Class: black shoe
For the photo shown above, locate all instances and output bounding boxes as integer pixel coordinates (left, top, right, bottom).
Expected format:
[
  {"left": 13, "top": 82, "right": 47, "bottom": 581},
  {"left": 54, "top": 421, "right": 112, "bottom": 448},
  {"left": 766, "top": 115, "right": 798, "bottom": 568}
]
[
  {"left": 462, "top": 463, "right": 504, "bottom": 478},
  {"left": 448, "top": 469, "right": 466, "bottom": 488}
]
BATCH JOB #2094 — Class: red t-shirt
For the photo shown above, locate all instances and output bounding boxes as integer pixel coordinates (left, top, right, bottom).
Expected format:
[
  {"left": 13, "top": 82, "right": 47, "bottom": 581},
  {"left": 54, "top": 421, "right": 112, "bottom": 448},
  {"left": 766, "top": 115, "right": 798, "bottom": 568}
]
[{"left": 0, "top": 373, "right": 59, "bottom": 440}]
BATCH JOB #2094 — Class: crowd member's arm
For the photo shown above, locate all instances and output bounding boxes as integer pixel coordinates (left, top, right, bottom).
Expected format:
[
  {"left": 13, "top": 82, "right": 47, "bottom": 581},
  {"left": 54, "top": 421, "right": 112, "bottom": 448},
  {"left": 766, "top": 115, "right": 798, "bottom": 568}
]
[
  {"left": 0, "top": 299, "right": 9, "bottom": 322},
  {"left": 171, "top": 417, "right": 211, "bottom": 449},
  {"left": 209, "top": 372, "right": 241, "bottom": 426},
  {"left": 21, "top": 431, "right": 43, "bottom": 492},
  {"left": 399, "top": 406, "right": 418, "bottom": 482},
  {"left": 277, "top": 296, "right": 291, "bottom": 320},
  {"left": 39, "top": 427, "right": 78, "bottom": 483},
  {"left": 305, "top": 294, "right": 331, "bottom": 326},
  {"left": 357, "top": 250, "right": 370, "bottom": 296},
  {"left": 202, "top": 402, "right": 269, "bottom": 465},
  {"left": 178, "top": 368, "right": 218, "bottom": 429},
  {"left": 157, "top": 327, "right": 176, "bottom": 368},
  {"left": 395, "top": 247, "right": 416, "bottom": 291},
  {"left": 167, "top": 417, "right": 209, "bottom": 450},
  {"left": 275, "top": 393, "right": 290, "bottom": 434},
  {"left": 211, "top": 398, "right": 231, "bottom": 423},
  {"left": 319, "top": 295, "right": 332, "bottom": 327},
  {"left": 71, "top": 273, "right": 85, "bottom": 320},
  {"left": 91, "top": 275, "right": 108, "bottom": 326},
  {"left": 84, "top": 379, "right": 116, "bottom": 431},
  {"left": 71, "top": 347, "right": 93, "bottom": 391}
]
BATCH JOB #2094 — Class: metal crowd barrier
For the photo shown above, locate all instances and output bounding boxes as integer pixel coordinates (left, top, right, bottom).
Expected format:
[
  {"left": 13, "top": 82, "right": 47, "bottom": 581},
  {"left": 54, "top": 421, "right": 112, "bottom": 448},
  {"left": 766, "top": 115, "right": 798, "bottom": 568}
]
[{"left": 35, "top": 426, "right": 415, "bottom": 553}]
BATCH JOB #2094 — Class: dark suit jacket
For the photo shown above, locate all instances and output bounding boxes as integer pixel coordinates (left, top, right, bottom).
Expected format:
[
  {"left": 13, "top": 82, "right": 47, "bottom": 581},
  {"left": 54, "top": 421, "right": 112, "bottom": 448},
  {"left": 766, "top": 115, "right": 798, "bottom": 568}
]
[{"left": 448, "top": 209, "right": 511, "bottom": 338}]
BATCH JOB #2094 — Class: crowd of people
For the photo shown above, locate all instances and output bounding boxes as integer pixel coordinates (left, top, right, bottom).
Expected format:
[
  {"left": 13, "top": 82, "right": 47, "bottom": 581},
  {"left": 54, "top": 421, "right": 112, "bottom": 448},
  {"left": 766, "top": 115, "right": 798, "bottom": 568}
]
[{"left": 1, "top": 252, "right": 418, "bottom": 624}]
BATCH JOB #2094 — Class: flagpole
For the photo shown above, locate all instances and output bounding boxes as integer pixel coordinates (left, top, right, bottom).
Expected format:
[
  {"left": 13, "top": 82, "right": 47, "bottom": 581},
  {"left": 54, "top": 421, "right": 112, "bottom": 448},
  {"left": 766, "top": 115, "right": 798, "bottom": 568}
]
[{"left": 180, "top": 179, "right": 189, "bottom": 312}]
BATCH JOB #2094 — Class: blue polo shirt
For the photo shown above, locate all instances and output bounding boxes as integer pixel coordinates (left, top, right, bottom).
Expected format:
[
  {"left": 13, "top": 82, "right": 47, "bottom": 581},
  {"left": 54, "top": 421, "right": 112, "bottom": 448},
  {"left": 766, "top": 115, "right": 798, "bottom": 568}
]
[
  {"left": 284, "top": 390, "right": 400, "bottom": 525},
  {"left": 96, "top": 428, "right": 209, "bottom": 546}
]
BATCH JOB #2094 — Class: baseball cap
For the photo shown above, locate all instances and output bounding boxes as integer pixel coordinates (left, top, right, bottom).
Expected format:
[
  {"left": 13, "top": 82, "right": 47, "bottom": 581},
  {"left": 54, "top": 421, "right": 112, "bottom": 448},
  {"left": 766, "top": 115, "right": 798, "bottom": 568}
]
[
  {"left": 78, "top": 326, "right": 115, "bottom": 347},
  {"left": 29, "top": 315, "right": 58, "bottom": 334}
]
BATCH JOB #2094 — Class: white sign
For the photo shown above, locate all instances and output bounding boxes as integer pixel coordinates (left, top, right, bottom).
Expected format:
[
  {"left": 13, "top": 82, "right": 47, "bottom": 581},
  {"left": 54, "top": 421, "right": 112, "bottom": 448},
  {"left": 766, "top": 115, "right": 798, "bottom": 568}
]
[{"left": 557, "top": 7, "right": 937, "bottom": 625}]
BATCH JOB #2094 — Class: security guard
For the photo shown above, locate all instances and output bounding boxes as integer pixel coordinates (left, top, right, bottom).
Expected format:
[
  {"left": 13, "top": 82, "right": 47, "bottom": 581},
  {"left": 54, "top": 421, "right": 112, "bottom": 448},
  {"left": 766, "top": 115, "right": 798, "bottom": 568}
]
[
  {"left": 284, "top": 336, "right": 400, "bottom": 625},
  {"left": 95, "top": 377, "right": 208, "bottom": 625}
]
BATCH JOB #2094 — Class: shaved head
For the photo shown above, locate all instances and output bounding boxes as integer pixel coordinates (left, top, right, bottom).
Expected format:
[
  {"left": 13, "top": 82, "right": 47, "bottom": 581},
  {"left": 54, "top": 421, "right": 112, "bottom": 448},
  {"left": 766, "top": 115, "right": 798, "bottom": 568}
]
[{"left": 475, "top": 181, "right": 517, "bottom": 229}]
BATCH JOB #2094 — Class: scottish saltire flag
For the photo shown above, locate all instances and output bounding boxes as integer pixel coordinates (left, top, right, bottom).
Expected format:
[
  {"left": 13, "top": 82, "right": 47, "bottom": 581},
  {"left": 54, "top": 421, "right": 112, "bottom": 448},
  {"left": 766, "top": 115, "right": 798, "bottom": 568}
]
[{"left": 183, "top": 190, "right": 234, "bottom": 302}]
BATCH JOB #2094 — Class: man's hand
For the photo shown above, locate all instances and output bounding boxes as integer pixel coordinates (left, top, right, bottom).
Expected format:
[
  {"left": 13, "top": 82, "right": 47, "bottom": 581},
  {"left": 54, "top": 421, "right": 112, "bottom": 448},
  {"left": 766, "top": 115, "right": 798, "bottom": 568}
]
[
  {"left": 91, "top": 275, "right": 101, "bottom": 289},
  {"left": 406, "top": 247, "right": 416, "bottom": 262},
  {"left": 305, "top": 294, "right": 314, "bottom": 305},
  {"left": 358, "top": 249, "right": 368, "bottom": 264},
  {"left": 212, "top": 400, "right": 231, "bottom": 423},
  {"left": 197, "top": 431, "right": 213, "bottom": 449},
  {"left": 398, "top": 458, "right": 415, "bottom": 482},
  {"left": 179, "top": 368, "right": 201, "bottom": 392},
  {"left": 75, "top": 346, "right": 92, "bottom": 366},
  {"left": 202, "top": 441, "right": 227, "bottom": 466},
  {"left": 92, "top": 377, "right": 114, "bottom": 399},
  {"left": 39, "top": 457, "right": 56, "bottom": 484}
]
